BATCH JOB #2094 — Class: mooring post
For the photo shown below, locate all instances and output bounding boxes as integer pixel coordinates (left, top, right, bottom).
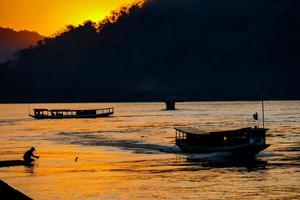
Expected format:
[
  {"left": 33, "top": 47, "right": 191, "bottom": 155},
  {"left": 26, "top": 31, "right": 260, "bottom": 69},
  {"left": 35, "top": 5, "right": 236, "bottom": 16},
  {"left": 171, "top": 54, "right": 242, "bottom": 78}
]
[{"left": 165, "top": 100, "right": 176, "bottom": 110}]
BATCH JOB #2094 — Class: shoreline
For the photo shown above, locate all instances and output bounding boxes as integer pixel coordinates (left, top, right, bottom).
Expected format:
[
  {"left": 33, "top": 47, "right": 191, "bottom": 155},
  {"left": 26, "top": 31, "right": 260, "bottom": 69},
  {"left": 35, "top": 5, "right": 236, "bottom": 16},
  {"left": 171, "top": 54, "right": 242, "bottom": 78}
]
[
  {"left": 0, "top": 99, "right": 299, "bottom": 105},
  {"left": 0, "top": 180, "right": 32, "bottom": 200}
]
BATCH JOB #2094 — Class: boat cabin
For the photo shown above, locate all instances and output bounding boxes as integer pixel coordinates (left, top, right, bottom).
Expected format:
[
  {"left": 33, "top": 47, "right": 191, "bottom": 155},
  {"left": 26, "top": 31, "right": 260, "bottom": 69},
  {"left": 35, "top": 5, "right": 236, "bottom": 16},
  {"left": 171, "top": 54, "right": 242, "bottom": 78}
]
[
  {"left": 33, "top": 109, "right": 48, "bottom": 116},
  {"left": 48, "top": 109, "right": 99, "bottom": 116}
]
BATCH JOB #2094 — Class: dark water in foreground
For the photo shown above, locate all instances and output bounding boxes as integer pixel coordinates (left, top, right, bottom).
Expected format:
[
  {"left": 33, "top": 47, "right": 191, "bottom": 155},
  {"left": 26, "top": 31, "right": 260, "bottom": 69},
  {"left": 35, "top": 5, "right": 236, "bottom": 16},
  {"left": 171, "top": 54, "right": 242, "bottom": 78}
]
[{"left": 0, "top": 102, "right": 299, "bottom": 199}]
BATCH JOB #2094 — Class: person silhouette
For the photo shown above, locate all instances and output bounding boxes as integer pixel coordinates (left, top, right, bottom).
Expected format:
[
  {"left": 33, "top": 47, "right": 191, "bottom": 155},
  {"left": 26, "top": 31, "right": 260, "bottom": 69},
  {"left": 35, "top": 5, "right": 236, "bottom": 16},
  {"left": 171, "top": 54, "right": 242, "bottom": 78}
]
[{"left": 23, "top": 147, "right": 39, "bottom": 163}]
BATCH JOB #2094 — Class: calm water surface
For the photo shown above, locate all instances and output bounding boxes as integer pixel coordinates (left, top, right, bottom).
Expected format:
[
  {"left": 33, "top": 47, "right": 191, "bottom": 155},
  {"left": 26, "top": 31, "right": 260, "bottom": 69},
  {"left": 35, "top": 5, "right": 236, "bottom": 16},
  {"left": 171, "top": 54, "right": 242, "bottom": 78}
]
[{"left": 0, "top": 102, "right": 299, "bottom": 199}]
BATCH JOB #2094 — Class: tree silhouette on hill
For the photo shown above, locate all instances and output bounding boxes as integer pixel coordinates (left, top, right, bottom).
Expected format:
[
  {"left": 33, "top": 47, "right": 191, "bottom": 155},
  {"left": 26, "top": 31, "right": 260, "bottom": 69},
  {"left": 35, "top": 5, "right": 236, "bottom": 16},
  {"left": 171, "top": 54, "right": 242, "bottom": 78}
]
[{"left": 0, "top": 0, "right": 299, "bottom": 102}]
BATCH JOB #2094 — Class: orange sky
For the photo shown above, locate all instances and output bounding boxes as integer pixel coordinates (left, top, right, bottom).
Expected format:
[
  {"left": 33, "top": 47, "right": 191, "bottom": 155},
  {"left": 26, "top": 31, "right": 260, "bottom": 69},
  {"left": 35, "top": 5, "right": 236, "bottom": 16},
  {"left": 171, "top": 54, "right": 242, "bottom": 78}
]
[{"left": 0, "top": 0, "right": 138, "bottom": 36}]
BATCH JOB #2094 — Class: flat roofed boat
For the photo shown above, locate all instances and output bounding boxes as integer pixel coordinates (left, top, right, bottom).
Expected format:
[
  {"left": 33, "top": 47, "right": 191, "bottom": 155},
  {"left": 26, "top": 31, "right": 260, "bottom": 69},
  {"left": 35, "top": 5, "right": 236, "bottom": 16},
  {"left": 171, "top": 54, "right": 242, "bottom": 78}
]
[
  {"left": 0, "top": 160, "right": 33, "bottom": 167},
  {"left": 29, "top": 108, "right": 114, "bottom": 119},
  {"left": 175, "top": 127, "right": 270, "bottom": 156}
]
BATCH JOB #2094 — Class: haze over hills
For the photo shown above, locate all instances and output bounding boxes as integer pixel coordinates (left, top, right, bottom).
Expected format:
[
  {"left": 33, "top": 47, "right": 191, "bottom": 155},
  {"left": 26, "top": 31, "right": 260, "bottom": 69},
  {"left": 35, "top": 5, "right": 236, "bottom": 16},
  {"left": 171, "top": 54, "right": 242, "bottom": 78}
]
[
  {"left": 0, "top": 27, "right": 44, "bottom": 63},
  {"left": 0, "top": 0, "right": 299, "bottom": 102}
]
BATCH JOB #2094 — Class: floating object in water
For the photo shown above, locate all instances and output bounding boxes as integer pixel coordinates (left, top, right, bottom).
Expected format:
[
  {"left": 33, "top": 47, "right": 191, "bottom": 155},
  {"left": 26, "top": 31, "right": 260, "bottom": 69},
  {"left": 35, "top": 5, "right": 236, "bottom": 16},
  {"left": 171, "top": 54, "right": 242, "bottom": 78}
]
[{"left": 165, "top": 101, "right": 176, "bottom": 110}]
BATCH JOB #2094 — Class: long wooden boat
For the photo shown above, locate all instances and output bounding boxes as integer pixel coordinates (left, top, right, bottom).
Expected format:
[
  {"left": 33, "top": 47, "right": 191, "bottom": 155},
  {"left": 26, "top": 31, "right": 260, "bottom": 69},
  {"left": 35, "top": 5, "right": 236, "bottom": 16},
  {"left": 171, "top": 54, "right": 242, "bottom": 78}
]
[
  {"left": 0, "top": 160, "right": 33, "bottom": 167},
  {"left": 175, "top": 127, "right": 270, "bottom": 156},
  {"left": 29, "top": 108, "right": 114, "bottom": 119}
]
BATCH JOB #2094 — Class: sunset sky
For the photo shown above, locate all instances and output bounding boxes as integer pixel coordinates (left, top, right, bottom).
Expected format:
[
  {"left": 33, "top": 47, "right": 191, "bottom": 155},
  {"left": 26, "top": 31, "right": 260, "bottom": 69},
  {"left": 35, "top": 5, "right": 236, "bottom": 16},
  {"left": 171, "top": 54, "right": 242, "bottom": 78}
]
[{"left": 0, "top": 0, "right": 138, "bottom": 36}]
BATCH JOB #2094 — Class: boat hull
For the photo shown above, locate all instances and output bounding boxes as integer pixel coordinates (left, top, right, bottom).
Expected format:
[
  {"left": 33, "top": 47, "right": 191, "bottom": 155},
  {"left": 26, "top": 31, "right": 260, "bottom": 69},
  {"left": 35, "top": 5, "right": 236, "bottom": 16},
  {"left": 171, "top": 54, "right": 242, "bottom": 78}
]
[
  {"left": 0, "top": 160, "right": 33, "bottom": 167},
  {"left": 176, "top": 141, "right": 270, "bottom": 156}
]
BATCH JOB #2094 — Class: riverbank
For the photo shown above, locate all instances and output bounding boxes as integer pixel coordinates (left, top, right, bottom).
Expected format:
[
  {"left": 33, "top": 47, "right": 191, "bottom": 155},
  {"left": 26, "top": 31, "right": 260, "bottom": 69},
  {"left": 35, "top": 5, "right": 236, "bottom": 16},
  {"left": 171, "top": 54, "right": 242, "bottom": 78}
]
[{"left": 0, "top": 180, "right": 32, "bottom": 199}]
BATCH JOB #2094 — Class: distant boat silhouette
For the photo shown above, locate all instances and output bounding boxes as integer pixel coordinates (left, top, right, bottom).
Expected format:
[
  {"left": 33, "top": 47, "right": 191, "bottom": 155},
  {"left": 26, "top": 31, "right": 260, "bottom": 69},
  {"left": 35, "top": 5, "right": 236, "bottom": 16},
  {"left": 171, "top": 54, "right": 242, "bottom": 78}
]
[{"left": 29, "top": 108, "right": 114, "bottom": 119}]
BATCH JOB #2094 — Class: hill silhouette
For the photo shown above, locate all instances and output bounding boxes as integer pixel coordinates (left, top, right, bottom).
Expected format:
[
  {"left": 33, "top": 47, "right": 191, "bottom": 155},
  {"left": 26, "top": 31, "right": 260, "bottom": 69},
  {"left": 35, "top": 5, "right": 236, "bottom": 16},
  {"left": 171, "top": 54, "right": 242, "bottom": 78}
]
[
  {"left": 0, "top": 0, "right": 299, "bottom": 102},
  {"left": 0, "top": 27, "right": 44, "bottom": 62}
]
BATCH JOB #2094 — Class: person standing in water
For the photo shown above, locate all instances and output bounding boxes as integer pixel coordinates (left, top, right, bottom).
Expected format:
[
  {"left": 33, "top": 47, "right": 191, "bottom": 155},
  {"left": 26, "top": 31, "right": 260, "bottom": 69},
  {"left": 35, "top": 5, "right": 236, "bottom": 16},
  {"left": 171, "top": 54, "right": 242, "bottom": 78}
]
[{"left": 23, "top": 147, "right": 39, "bottom": 163}]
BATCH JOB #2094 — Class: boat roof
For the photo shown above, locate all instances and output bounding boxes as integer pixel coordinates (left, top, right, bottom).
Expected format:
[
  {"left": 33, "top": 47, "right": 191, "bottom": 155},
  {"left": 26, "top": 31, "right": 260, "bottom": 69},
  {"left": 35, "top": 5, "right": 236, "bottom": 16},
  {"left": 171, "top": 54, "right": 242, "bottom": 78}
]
[
  {"left": 33, "top": 109, "right": 81, "bottom": 112},
  {"left": 49, "top": 109, "right": 75, "bottom": 112},
  {"left": 175, "top": 127, "right": 267, "bottom": 136},
  {"left": 175, "top": 127, "right": 209, "bottom": 135},
  {"left": 33, "top": 109, "right": 48, "bottom": 111}
]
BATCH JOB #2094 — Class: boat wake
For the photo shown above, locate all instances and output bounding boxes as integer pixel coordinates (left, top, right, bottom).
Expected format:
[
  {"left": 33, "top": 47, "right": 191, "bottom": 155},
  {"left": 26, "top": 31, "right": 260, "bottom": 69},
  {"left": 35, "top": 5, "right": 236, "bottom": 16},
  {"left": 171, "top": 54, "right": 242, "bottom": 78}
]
[
  {"left": 57, "top": 131, "right": 180, "bottom": 154},
  {"left": 186, "top": 152, "right": 268, "bottom": 170},
  {"left": 0, "top": 118, "right": 29, "bottom": 126},
  {"left": 187, "top": 152, "right": 233, "bottom": 160}
]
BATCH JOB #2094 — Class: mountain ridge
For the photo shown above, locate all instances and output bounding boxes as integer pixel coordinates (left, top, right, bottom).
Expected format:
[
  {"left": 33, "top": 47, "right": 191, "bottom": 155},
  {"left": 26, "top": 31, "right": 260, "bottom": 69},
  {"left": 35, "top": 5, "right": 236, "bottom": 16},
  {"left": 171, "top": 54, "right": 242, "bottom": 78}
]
[
  {"left": 0, "top": 27, "right": 44, "bottom": 62},
  {"left": 0, "top": 0, "right": 299, "bottom": 102}
]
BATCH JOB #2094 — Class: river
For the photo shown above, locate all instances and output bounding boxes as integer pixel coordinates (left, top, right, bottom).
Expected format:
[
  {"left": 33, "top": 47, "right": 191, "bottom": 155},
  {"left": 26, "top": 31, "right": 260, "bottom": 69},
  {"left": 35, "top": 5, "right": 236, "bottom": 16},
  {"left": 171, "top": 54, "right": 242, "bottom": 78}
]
[{"left": 0, "top": 101, "right": 299, "bottom": 199}]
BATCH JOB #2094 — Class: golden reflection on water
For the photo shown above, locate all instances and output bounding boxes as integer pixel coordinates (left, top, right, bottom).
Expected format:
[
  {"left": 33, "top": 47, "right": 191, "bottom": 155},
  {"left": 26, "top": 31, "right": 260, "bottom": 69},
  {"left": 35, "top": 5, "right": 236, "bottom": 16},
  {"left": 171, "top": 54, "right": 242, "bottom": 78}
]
[{"left": 0, "top": 102, "right": 299, "bottom": 199}]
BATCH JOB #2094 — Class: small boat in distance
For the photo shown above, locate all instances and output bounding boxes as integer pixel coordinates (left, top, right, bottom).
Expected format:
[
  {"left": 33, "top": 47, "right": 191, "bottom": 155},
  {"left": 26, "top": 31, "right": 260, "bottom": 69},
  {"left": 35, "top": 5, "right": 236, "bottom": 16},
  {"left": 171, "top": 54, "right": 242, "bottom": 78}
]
[
  {"left": 29, "top": 108, "right": 114, "bottom": 119},
  {"left": 175, "top": 127, "right": 270, "bottom": 156}
]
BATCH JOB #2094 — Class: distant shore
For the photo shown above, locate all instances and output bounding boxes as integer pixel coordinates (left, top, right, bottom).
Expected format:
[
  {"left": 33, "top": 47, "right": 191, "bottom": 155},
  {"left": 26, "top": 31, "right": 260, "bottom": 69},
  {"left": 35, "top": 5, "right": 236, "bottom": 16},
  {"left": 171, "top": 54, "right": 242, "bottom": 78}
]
[{"left": 0, "top": 99, "right": 299, "bottom": 104}]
